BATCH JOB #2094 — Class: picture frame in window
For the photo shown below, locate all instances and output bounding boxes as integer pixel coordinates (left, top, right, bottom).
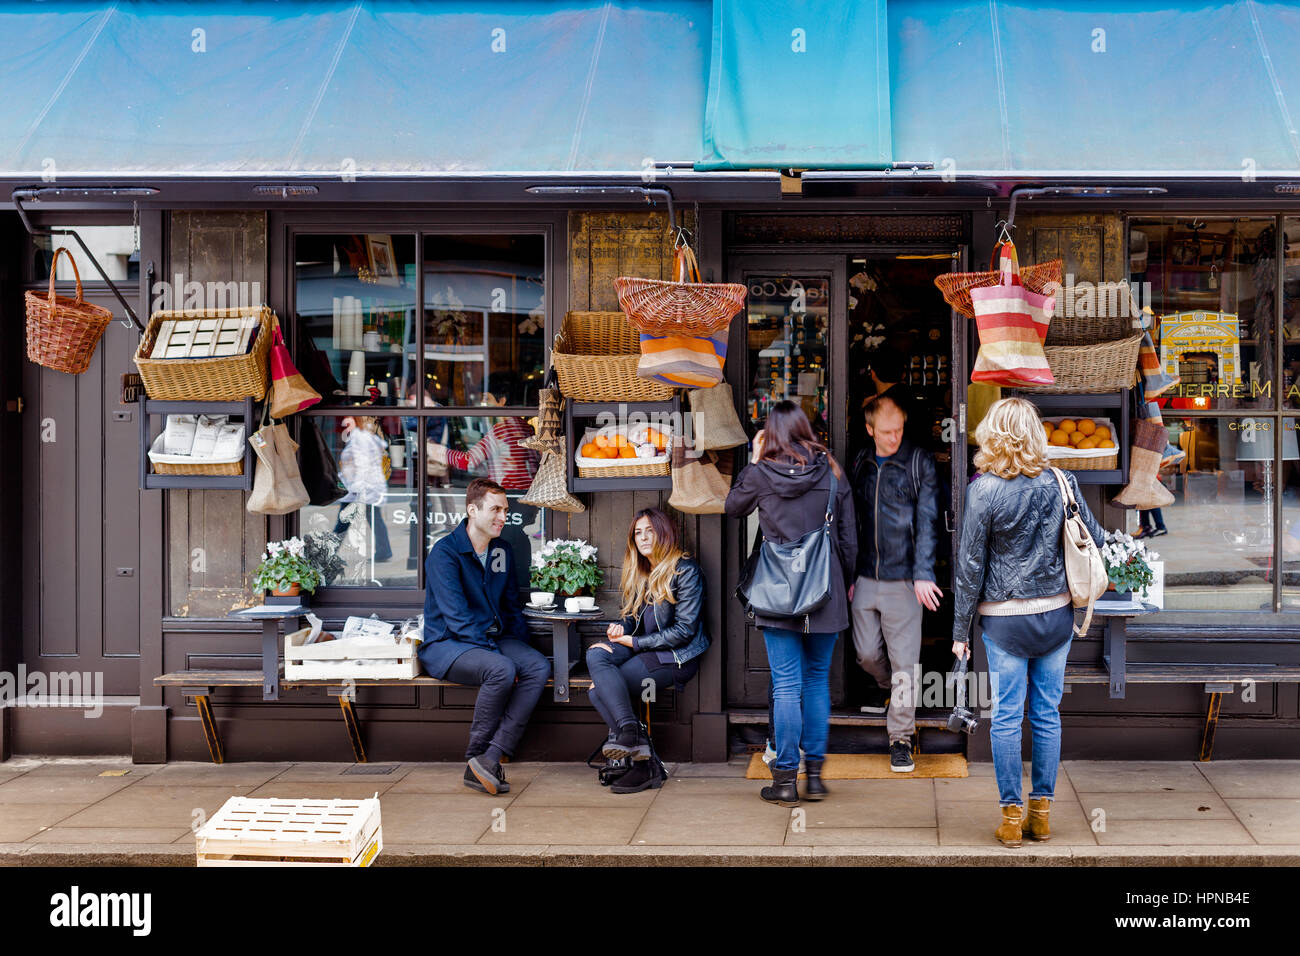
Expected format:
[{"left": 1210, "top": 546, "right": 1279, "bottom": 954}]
[{"left": 366, "top": 234, "right": 400, "bottom": 286}]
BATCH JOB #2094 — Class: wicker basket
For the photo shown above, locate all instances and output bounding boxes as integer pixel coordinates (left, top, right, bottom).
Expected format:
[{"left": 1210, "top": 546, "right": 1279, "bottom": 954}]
[
  {"left": 147, "top": 433, "right": 245, "bottom": 476},
  {"left": 935, "top": 259, "right": 1063, "bottom": 319},
  {"left": 25, "top": 248, "right": 114, "bottom": 375},
  {"left": 1043, "top": 416, "right": 1119, "bottom": 471},
  {"left": 613, "top": 275, "right": 746, "bottom": 336},
  {"left": 1045, "top": 282, "right": 1138, "bottom": 346},
  {"left": 1048, "top": 451, "right": 1118, "bottom": 471},
  {"left": 135, "top": 306, "right": 274, "bottom": 401},
  {"left": 552, "top": 311, "right": 674, "bottom": 402},
  {"left": 1021, "top": 334, "right": 1143, "bottom": 394},
  {"left": 577, "top": 459, "right": 670, "bottom": 478}
]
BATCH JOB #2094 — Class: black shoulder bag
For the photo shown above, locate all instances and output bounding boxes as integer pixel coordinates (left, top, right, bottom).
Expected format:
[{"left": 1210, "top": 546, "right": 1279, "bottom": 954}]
[{"left": 735, "top": 470, "right": 837, "bottom": 620}]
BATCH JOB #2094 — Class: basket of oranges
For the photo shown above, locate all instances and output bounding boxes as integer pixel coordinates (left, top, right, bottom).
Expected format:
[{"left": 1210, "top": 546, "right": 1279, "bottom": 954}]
[
  {"left": 1043, "top": 417, "right": 1119, "bottom": 470},
  {"left": 575, "top": 424, "right": 672, "bottom": 478}
]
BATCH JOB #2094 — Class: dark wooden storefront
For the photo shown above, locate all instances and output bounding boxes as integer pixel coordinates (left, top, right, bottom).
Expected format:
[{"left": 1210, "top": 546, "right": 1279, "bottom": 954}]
[{"left": 2, "top": 200, "right": 1299, "bottom": 764}]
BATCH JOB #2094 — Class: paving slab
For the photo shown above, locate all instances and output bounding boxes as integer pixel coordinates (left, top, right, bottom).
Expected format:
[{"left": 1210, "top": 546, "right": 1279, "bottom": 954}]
[
  {"left": 511, "top": 764, "right": 658, "bottom": 807},
  {"left": 477, "top": 805, "right": 649, "bottom": 845},
  {"left": 136, "top": 761, "right": 295, "bottom": 788},
  {"left": 786, "top": 827, "right": 938, "bottom": 846},
  {"left": 1223, "top": 798, "right": 1300, "bottom": 844},
  {"left": 371, "top": 792, "right": 512, "bottom": 844},
  {"left": 937, "top": 797, "right": 1098, "bottom": 847},
  {"left": 387, "top": 763, "right": 542, "bottom": 794},
  {"left": 0, "top": 772, "right": 136, "bottom": 805},
  {"left": 1198, "top": 761, "right": 1300, "bottom": 799},
  {"left": 0, "top": 758, "right": 161, "bottom": 776},
  {"left": 935, "top": 767, "right": 1077, "bottom": 802},
  {"left": 1093, "top": 818, "right": 1256, "bottom": 846},
  {"left": 54, "top": 785, "right": 256, "bottom": 829},
  {"left": 259, "top": 762, "right": 404, "bottom": 782},
  {"left": 790, "top": 780, "right": 937, "bottom": 828},
  {"left": 245, "top": 780, "right": 400, "bottom": 800},
  {"left": 27, "top": 827, "right": 192, "bottom": 845},
  {"left": 0, "top": 803, "right": 87, "bottom": 842},
  {"left": 632, "top": 792, "right": 791, "bottom": 846},
  {"left": 540, "top": 844, "right": 813, "bottom": 865},
  {"left": 1061, "top": 760, "right": 1215, "bottom": 793},
  {"left": 1075, "top": 790, "right": 1234, "bottom": 821}
]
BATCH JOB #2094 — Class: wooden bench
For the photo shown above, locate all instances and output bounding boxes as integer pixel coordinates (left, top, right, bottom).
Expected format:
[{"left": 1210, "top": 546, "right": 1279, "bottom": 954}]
[{"left": 154, "top": 670, "right": 595, "bottom": 765}]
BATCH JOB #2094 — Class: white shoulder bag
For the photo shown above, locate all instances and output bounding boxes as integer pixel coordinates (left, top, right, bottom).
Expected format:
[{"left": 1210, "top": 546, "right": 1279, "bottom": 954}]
[{"left": 1049, "top": 467, "right": 1109, "bottom": 636}]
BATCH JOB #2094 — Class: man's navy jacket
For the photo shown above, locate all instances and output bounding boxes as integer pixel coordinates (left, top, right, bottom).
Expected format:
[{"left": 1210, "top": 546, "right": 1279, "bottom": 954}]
[{"left": 419, "top": 519, "right": 530, "bottom": 679}]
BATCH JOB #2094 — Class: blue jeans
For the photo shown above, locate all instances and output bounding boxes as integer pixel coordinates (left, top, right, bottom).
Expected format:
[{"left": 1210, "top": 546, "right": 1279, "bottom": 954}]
[
  {"left": 762, "top": 628, "right": 839, "bottom": 772},
  {"left": 982, "top": 634, "right": 1071, "bottom": 806}
]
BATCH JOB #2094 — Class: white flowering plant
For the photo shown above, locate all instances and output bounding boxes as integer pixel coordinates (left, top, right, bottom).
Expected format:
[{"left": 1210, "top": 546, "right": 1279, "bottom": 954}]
[
  {"left": 253, "top": 537, "right": 324, "bottom": 594},
  {"left": 1101, "top": 531, "right": 1158, "bottom": 594},
  {"left": 529, "top": 538, "right": 603, "bottom": 595}
]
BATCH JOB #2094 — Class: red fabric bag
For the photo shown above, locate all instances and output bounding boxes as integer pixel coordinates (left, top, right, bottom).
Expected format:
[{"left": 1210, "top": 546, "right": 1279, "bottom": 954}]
[
  {"left": 970, "top": 243, "right": 1056, "bottom": 387},
  {"left": 268, "top": 321, "right": 322, "bottom": 418}
]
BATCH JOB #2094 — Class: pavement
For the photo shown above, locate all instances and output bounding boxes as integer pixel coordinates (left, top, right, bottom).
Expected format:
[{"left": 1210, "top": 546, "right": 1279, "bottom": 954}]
[{"left": 1, "top": 755, "right": 1298, "bottom": 866}]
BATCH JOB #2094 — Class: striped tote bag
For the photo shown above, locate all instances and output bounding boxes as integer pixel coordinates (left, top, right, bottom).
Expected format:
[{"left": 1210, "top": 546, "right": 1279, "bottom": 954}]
[
  {"left": 637, "top": 328, "right": 728, "bottom": 388},
  {"left": 969, "top": 242, "right": 1056, "bottom": 387}
]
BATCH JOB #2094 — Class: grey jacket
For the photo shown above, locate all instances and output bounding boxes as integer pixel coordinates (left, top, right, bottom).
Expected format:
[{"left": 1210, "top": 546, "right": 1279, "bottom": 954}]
[
  {"left": 952, "top": 468, "right": 1106, "bottom": 645},
  {"left": 725, "top": 452, "right": 858, "bottom": 634}
]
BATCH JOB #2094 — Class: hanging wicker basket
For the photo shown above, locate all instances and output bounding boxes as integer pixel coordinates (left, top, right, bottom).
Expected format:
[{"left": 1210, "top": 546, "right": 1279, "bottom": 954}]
[
  {"left": 25, "top": 247, "right": 114, "bottom": 375},
  {"left": 134, "top": 305, "right": 274, "bottom": 401},
  {"left": 552, "top": 311, "right": 674, "bottom": 402},
  {"left": 935, "top": 258, "right": 1064, "bottom": 319},
  {"left": 614, "top": 246, "right": 746, "bottom": 335},
  {"left": 1020, "top": 334, "right": 1144, "bottom": 394}
]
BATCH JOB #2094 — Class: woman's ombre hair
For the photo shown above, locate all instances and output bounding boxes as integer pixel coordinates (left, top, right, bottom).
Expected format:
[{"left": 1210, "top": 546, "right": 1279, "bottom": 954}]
[
  {"left": 619, "top": 507, "right": 687, "bottom": 619},
  {"left": 973, "top": 397, "right": 1049, "bottom": 478}
]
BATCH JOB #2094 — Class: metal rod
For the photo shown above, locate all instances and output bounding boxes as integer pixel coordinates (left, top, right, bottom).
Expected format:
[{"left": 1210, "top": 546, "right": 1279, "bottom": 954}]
[
  {"left": 11, "top": 188, "right": 148, "bottom": 333},
  {"left": 525, "top": 184, "right": 676, "bottom": 231},
  {"left": 1005, "top": 185, "right": 1169, "bottom": 231}
]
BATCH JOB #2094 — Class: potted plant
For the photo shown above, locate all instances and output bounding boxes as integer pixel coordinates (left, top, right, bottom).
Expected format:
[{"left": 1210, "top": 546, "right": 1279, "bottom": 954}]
[
  {"left": 529, "top": 538, "right": 603, "bottom": 598},
  {"left": 253, "top": 537, "right": 324, "bottom": 601},
  {"left": 1100, "top": 531, "right": 1158, "bottom": 601}
]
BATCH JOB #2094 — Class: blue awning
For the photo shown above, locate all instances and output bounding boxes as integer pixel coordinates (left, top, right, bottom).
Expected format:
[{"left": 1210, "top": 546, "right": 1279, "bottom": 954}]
[
  {"left": 696, "top": 0, "right": 892, "bottom": 171},
  {"left": 2, "top": 0, "right": 710, "bottom": 176}
]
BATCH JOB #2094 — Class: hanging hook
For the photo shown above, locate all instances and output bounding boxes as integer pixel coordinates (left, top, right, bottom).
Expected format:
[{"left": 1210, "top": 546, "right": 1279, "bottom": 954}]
[{"left": 994, "top": 219, "right": 1014, "bottom": 246}]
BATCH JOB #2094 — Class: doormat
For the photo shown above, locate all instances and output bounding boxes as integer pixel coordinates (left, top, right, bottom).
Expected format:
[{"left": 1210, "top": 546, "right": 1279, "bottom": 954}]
[{"left": 745, "top": 752, "right": 967, "bottom": 780}]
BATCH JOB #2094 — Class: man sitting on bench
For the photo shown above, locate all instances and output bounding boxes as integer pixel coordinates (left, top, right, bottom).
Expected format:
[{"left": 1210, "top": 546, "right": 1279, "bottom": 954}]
[{"left": 419, "top": 477, "right": 551, "bottom": 794}]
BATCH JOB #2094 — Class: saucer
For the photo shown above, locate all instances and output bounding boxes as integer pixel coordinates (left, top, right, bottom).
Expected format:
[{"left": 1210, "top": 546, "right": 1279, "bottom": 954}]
[{"left": 527, "top": 602, "right": 557, "bottom": 611}]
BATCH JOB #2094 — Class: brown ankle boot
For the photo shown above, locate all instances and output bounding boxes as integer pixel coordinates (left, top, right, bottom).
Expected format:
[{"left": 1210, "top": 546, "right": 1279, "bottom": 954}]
[
  {"left": 994, "top": 804, "right": 1023, "bottom": 847},
  {"left": 1026, "top": 797, "right": 1051, "bottom": 841}
]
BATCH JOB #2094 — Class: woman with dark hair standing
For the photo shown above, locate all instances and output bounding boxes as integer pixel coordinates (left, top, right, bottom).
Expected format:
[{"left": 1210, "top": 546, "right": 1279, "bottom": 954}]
[
  {"left": 725, "top": 401, "right": 857, "bottom": 807},
  {"left": 586, "top": 507, "right": 710, "bottom": 793}
]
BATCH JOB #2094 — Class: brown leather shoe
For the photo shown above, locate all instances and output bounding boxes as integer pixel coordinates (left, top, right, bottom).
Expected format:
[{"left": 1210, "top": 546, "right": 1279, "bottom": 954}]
[
  {"left": 1026, "top": 796, "right": 1051, "bottom": 841},
  {"left": 994, "top": 804, "right": 1023, "bottom": 847}
]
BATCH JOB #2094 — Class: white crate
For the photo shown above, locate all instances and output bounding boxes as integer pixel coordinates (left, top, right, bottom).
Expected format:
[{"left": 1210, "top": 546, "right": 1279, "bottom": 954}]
[
  {"left": 284, "top": 626, "right": 420, "bottom": 680},
  {"left": 196, "top": 795, "right": 383, "bottom": 867}
]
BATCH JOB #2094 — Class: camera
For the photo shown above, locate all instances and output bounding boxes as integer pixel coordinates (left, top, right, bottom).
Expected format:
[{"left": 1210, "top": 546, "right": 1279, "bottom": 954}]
[{"left": 946, "top": 655, "right": 980, "bottom": 735}]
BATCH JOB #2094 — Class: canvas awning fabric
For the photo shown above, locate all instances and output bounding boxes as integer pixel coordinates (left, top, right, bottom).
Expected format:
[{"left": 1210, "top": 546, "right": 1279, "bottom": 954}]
[{"left": 4, "top": 1, "right": 1300, "bottom": 180}]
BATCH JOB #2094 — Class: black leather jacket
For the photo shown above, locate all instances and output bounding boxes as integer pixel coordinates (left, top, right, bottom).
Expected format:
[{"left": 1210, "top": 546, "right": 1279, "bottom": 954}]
[
  {"left": 952, "top": 468, "right": 1106, "bottom": 645},
  {"left": 621, "top": 557, "right": 711, "bottom": 666},
  {"left": 850, "top": 439, "right": 939, "bottom": 583}
]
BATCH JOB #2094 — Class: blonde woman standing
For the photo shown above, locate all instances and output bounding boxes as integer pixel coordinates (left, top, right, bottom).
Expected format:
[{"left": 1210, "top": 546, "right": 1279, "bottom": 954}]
[
  {"left": 952, "top": 398, "right": 1106, "bottom": 847},
  {"left": 587, "top": 508, "right": 709, "bottom": 793}
]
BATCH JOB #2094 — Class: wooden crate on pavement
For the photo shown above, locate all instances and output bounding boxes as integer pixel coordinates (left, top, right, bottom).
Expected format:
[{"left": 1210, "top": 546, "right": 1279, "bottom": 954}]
[{"left": 195, "top": 795, "right": 382, "bottom": 867}]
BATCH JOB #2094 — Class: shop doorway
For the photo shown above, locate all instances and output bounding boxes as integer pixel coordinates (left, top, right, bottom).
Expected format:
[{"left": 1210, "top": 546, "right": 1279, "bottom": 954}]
[{"left": 723, "top": 250, "right": 968, "bottom": 723}]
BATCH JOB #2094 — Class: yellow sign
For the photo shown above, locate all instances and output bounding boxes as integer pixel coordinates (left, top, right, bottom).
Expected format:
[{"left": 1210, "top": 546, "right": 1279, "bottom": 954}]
[{"left": 1158, "top": 311, "right": 1241, "bottom": 387}]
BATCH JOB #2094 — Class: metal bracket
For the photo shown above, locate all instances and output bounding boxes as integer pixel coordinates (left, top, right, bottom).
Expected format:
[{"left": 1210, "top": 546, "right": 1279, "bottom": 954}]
[{"left": 11, "top": 186, "right": 157, "bottom": 334}]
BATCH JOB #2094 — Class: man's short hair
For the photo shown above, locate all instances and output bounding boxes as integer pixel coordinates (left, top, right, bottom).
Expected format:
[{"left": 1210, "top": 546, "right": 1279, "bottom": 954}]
[
  {"left": 466, "top": 477, "right": 507, "bottom": 511},
  {"left": 864, "top": 394, "right": 907, "bottom": 428},
  {"left": 867, "top": 348, "right": 905, "bottom": 384}
]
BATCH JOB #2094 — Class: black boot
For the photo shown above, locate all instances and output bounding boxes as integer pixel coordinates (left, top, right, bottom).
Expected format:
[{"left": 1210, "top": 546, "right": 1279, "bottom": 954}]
[
  {"left": 803, "top": 758, "right": 828, "bottom": 801},
  {"left": 760, "top": 767, "right": 800, "bottom": 807},
  {"left": 610, "top": 757, "right": 663, "bottom": 793}
]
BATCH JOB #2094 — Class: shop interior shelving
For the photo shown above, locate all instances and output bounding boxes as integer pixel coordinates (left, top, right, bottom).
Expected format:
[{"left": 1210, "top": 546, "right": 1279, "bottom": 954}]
[
  {"left": 564, "top": 397, "right": 679, "bottom": 493},
  {"left": 1010, "top": 390, "right": 1130, "bottom": 485},
  {"left": 138, "top": 397, "right": 257, "bottom": 490}
]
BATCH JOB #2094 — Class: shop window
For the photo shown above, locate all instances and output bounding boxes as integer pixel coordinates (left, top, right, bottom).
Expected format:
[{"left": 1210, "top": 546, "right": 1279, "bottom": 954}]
[
  {"left": 292, "top": 232, "right": 547, "bottom": 594},
  {"left": 1131, "top": 218, "right": 1276, "bottom": 412},
  {"left": 1279, "top": 217, "right": 1300, "bottom": 408},
  {"left": 33, "top": 226, "right": 139, "bottom": 282}
]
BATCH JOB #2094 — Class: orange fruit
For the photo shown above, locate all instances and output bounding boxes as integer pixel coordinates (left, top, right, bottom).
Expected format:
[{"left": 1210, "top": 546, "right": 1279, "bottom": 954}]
[
  {"left": 1049, "top": 430, "right": 1071, "bottom": 446},
  {"left": 646, "top": 427, "right": 666, "bottom": 451},
  {"left": 1076, "top": 419, "right": 1097, "bottom": 436},
  {"left": 1094, "top": 426, "right": 1111, "bottom": 441},
  {"left": 1078, "top": 436, "right": 1099, "bottom": 449},
  {"left": 618, "top": 446, "right": 636, "bottom": 458},
  {"left": 1098, "top": 439, "right": 1115, "bottom": 449},
  {"left": 613, "top": 434, "right": 629, "bottom": 448},
  {"left": 594, "top": 433, "right": 611, "bottom": 449},
  {"left": 1042, "top": 421, "right": 1053, "bottom": 434},
  {"left": 1058, "top": 419, "right": 1077, "bottom": 434},
  {"left": 580, "top": 442, "right": 599, "bottom": 458}
]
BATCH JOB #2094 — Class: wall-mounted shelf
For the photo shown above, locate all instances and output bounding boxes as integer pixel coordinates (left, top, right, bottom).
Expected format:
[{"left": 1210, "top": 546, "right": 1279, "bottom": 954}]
[
  {"left": 138, "top": 397, "right": 257, "bottom": 490},
  {"left": 1010, "top": 390, "right": 1132, "bottom": 485},
  {"left": 564, "top": 398, "right": 678, "bottom": 493}
]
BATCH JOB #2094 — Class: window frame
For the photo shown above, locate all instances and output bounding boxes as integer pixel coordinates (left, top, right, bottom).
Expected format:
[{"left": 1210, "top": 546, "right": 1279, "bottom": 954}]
[{"left": 269, "top": 209, "right": 565, "bottom": 610}]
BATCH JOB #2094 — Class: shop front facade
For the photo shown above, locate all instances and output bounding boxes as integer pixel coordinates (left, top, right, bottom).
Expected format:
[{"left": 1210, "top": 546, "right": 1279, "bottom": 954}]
[{"left": 2, "top": 1, "right": 1300, "bottom": 764}]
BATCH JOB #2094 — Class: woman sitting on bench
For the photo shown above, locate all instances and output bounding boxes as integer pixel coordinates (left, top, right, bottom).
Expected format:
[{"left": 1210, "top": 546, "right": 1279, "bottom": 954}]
[{"left": 586, "top": 507, "right": 710, "bottom": 793}]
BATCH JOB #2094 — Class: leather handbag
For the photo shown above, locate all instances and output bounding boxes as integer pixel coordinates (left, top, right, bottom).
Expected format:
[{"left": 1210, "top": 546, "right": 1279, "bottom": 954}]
[
  {"left": 1049, "top": 467, "right": 1109, "bottom": 636},
  {"left": 735, "top": 471, "right": 837, "bottom": 619}
]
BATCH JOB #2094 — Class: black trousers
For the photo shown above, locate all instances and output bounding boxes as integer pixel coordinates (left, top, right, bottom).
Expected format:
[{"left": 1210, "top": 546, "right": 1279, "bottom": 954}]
[
  {"left": 444, "top": 639, "right": 550, "bottom": 760},
  {"left": 585, "top": 643, "right": 699, "bottom": 733}
]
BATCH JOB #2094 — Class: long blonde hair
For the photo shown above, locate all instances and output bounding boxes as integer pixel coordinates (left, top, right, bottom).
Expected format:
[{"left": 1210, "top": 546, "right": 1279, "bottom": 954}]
[
  {"left": 619, "top": 508, "right": 687, "bottom": 619},
  {"left": 973, "top": 397, "right": 1049, "bottom": 478}
]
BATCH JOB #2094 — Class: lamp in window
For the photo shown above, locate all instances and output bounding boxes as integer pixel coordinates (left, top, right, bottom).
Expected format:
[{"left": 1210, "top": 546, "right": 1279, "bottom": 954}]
[{"left": 1234, "top": 421, "right": 1300, "bottom": 547}]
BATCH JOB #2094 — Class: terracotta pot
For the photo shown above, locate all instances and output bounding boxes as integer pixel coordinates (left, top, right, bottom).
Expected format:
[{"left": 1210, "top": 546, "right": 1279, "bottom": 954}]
[{"left": 271, "top": 582, "right": 301, "bottom": 597}]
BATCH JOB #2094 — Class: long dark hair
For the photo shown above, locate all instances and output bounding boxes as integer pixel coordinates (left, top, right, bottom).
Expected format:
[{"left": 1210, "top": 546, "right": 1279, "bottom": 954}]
[{"left": 758, "top": 401, "right": 843, "bottom": 478}]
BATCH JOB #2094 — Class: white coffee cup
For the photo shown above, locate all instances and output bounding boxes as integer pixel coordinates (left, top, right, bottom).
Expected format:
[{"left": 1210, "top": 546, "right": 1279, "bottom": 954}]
[
  {"left": 564, "top": 597, "right": 582, "bottom": 614},
  {"left": 576, "top": 596, "right": 596, "bottom": 610},
  {"left": 530, "top": 591, "right": 553, "bottom": 607}
]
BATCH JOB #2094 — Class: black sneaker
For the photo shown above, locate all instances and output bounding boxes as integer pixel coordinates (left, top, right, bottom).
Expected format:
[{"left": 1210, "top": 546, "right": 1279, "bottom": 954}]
[
  {"left": 610, "top": 758, "right": 664, "bottom": 793},
  {"left": 603, "top": 724, "right": 651, "bottom": 761},
  {"left": 889, "top": 739, "right": 915, "bottom": 773},
  {"left": 1148, "top": 528, "right": 1168, "bottom": 538},
  {"left": 859, "top": 685, "right": 891, "bottom": 714},
  {"left": 466, "top": 756, "right": 508, "bottom": 794}
]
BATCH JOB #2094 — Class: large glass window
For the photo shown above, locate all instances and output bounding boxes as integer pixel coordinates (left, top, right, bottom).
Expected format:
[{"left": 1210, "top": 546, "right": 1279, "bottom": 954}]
[{"left": 293, "top": 232, "right": 547, "bottom": 593}]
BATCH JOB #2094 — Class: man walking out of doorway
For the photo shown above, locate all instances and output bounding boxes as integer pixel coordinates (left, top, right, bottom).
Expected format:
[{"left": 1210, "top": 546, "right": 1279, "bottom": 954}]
[{"left": 849, "top": 395, "right": 941, "bottom": 772}]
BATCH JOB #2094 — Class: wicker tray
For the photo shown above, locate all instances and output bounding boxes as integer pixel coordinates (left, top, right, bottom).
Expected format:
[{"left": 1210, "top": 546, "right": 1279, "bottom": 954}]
[
  {"left": 577, "top": 459, "right": 670, "bottom": 478},
  {"left": 147, "top": 433, "right": 245, "bottom": 476},
  {"left": 135, "top": 306, "right": 273, "bottom": 401},
  {"left": 553, "top": 311, "right": 674, "bottom": 403},
  {"left": 1048, "top": 451, "right": 1118, "bottom": 471},
  {"left": 1021, "top": 334, "right": 1143, "bottom": 394}
]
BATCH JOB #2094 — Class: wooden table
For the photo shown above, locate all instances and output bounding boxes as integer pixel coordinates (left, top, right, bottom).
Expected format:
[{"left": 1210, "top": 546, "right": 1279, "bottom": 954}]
[
  {"left": 1089, "top": 600, "right": 1159, "bottom": 699},
  {"left": 229, "top": 603, "right": 309, "bottom": 701},
  {"left": 523, "top": 605, "right": 606, "bottom": 702}
]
